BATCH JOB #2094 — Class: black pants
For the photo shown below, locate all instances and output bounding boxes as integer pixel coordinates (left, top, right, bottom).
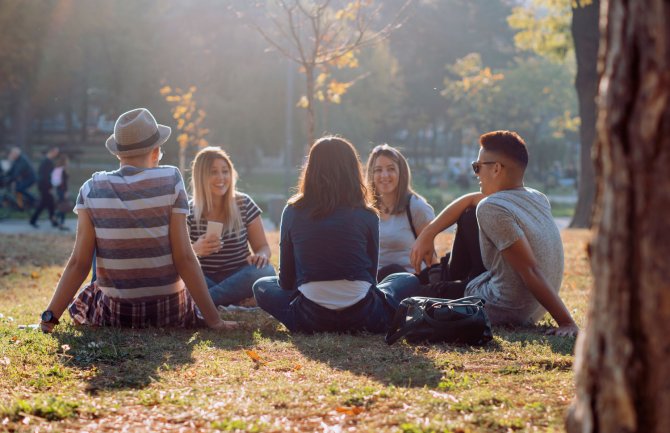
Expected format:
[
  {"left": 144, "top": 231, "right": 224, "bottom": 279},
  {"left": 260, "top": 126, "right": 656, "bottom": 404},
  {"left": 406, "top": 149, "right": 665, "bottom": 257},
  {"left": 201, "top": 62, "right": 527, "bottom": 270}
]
[
  {"left": 405, "top": 207, "right": 485, "bottom": 300},
  {"left": 30, "top": 187, "right": 55, "bottom": 225},
  {"left": 431, "top": 207, "right": 485, "bottom": 298}
]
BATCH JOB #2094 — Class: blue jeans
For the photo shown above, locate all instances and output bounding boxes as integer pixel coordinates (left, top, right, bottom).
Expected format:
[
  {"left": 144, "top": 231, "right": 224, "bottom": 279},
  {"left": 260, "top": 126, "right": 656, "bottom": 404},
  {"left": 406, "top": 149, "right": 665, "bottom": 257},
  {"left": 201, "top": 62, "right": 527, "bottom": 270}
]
[
  {"left": 15, "top": 180, "right": 35, "bottom": 207},
  {"left": 252, "top": 272, "right": 420, "bottom": 334},
  {"left": 206, "top": 264, "right": 276, "bottom": 307}
]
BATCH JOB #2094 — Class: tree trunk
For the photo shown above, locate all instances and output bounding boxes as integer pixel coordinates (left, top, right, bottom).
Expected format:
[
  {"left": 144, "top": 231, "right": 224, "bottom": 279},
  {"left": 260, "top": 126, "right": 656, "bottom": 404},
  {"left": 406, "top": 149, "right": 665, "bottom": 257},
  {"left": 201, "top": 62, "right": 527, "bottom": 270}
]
[
  {"left": 569, "top": 0, "right": 599, "bottom": 228},
  {"left": 567, "top": 1, "right": 670, "bottom": 432},
  {"left": 305, "top": 65, "right": 316, "bottom": 155},
  {"left": 13, "top": 84, "right": 33, "bottom": 154}
]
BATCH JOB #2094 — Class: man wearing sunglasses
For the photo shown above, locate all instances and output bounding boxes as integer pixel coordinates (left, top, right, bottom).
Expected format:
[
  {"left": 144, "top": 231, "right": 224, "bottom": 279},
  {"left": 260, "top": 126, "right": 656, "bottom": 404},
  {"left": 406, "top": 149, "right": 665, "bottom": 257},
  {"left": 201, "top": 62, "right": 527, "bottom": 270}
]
[{"left": 410, "top": 130, "right": 578, "bottom": 337}]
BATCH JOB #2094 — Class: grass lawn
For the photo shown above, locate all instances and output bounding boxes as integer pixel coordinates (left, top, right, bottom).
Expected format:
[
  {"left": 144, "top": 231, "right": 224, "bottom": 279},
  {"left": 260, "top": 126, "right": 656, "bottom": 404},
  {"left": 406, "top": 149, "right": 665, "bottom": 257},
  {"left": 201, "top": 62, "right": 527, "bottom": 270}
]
[{"left": 0, "top": 229, "right": 591, "bottom": 432}]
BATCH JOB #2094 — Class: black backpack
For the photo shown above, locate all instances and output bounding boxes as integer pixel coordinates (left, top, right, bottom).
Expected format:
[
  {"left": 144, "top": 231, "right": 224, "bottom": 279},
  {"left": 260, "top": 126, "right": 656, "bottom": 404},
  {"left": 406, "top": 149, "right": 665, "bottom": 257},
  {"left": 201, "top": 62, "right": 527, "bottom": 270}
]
[{"left": 385, "top": 296, "right": 493, "bottom": 345}]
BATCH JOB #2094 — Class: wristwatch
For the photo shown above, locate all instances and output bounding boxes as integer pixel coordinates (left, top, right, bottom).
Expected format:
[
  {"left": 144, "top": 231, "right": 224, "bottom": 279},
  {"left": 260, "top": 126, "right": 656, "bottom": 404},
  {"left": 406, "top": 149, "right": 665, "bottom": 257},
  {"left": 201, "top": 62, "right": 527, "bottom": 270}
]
[{"left": 40, "top": 310, "right": 60, "bottom": 325}]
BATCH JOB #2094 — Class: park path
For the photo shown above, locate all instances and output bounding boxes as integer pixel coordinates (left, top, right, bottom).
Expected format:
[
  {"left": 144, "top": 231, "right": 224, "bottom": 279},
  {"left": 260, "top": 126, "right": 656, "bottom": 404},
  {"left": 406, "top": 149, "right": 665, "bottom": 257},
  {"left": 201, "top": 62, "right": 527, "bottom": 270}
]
[{"left": 0, "top": 218, "right": 77, "bottom": 235}]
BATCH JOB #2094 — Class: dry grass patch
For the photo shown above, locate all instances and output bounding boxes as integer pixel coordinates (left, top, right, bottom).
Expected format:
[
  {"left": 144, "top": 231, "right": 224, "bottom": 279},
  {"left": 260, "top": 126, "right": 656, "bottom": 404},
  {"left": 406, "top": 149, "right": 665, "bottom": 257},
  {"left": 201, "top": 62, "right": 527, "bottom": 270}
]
[{"left": 0, "top": 229, "right": 592, "bottom": 432}]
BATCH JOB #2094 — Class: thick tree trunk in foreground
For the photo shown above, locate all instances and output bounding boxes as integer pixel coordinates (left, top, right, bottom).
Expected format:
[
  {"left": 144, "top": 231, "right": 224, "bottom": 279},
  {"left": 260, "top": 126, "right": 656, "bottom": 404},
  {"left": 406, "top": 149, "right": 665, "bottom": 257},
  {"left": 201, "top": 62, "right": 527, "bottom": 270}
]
[
  {"left": 567, "top": 1, "right": 670, "bottom": 432},
  {"left": 569, "top": 0, "right": 599, "bottom": 228}
]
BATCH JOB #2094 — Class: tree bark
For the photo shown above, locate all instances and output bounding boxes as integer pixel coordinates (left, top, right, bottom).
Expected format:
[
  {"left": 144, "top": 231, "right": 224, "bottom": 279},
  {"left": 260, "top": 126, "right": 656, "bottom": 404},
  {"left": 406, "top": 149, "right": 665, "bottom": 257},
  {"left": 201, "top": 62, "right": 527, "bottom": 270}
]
[
  {"left": 305, "top": 64, "right": 316, "bottom": 155},
  {"left": 567, "top": 1, "right": 670, "bottom": 432},
  {"left": 569, "top": 0, "right": 599, "bottom": 228}
]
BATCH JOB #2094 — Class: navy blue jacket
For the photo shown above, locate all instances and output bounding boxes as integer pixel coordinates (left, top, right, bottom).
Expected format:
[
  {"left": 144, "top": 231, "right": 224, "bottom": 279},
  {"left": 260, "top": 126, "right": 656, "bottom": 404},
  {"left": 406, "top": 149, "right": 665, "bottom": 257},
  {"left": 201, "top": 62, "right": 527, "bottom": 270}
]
[
  {"left": 278, "top": 204, "right": 379, "bottom": 290},
  {"left": 6, "top": 154, "right": 36, "bottom": 186}
]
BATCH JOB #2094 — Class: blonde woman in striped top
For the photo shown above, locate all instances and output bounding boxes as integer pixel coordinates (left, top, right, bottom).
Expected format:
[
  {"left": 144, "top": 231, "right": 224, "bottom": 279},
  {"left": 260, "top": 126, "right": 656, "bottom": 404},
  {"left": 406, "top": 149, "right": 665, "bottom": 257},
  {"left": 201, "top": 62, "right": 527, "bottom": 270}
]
[{"left": 188, "top": 147, "right": 275, "bottom": 307}]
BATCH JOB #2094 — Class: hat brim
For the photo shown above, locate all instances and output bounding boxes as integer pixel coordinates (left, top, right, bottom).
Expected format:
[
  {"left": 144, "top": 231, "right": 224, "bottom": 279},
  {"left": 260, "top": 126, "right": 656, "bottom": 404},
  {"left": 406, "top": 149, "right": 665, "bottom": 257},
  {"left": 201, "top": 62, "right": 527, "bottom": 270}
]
[{"left": 105, "top": 124, "right": 171, "bottom": 157}]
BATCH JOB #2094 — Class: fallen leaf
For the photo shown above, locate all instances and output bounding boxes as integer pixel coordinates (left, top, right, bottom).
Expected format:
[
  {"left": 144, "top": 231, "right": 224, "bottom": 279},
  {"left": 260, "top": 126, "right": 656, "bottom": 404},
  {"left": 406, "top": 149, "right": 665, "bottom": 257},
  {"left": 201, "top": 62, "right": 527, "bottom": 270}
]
[
  {"left": 30, "top": 271, "right": 40, "bottom": 279},
  {"left": 335, "top": 406, "right": 364, "bottom": 415},
  {"left": 245, "top": 350, "right": 266, "bottom": 365}
]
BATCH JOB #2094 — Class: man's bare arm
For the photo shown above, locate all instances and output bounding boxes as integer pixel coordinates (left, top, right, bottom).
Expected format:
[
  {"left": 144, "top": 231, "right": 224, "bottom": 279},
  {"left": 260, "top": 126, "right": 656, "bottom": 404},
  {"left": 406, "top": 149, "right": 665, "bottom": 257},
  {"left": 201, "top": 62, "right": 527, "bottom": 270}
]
[
  {"left": 501, "top": 237, "right": 578, "bottom": 336},
  {"left": 410, "top": 192, "right": 484, "bottom": 272}
]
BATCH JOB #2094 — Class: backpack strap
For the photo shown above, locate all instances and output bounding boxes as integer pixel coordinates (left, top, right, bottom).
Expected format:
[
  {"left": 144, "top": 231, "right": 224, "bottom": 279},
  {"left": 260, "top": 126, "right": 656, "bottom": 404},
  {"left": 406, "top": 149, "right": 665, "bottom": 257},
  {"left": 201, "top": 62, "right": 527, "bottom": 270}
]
[{"left": 405, "top": 194, "right": 417, "bottom": 238}]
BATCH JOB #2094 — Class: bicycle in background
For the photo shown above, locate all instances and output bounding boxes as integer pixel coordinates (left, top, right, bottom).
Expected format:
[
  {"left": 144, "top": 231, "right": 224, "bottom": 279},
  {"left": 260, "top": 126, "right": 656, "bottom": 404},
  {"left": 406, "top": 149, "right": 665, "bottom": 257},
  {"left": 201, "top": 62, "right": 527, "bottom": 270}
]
[{"left": 0, "top": 178, "right": 33, "bottom": 220}]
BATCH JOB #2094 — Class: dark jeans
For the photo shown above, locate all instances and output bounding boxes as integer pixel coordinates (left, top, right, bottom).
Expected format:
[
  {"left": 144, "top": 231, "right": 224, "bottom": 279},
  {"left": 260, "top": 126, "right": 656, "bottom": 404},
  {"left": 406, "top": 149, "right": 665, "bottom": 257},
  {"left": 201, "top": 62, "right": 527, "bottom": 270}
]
[
  {"left": 252, "top": 273, "right": 421, "bottom": 334},
  {"left": 30, "top": 187, "right": 55, "bottom": 225},
  {"left": 15, "top": 180, "right": 35, "bottom": 208}
]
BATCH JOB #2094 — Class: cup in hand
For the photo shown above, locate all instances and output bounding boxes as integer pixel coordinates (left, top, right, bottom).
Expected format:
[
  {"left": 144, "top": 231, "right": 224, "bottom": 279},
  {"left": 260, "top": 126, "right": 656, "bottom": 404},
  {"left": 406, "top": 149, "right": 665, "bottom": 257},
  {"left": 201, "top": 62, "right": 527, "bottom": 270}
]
[{"left": 206, "top": 221, "right": 224, "bottom": 241}]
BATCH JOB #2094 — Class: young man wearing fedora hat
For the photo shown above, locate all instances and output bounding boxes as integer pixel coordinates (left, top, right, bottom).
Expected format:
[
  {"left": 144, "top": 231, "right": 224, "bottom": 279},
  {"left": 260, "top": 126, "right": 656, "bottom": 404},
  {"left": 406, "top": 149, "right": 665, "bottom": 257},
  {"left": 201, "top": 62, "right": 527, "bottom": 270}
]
[{"left": 40, "top": 108, "right": 236, "bottom": 332}]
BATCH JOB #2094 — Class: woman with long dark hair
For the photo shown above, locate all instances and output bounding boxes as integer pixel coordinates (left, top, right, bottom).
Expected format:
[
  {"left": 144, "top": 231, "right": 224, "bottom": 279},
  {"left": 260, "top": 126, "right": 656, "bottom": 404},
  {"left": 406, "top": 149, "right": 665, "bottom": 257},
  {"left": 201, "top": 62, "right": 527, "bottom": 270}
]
[{"left": 253, "top": 136, "right": 420, "bottom": 333}]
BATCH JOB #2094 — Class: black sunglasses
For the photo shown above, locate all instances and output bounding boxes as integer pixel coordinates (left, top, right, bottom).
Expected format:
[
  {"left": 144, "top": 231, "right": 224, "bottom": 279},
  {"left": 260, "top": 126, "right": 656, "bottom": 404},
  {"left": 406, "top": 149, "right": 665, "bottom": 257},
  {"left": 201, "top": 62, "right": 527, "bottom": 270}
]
[{"left": 471, "top": 161, "right": 500, "bottom": 174}]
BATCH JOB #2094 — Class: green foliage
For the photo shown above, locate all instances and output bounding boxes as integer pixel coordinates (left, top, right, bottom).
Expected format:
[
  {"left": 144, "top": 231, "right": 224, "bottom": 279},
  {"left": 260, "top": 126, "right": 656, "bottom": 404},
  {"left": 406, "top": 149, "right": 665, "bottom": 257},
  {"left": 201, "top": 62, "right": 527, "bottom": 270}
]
[
  {"left": 508, "top": 0, "right": 594, "bottom": 62},
  {"left": 508, "top": 0, "right": 573, "bottom": 61},
  {"left": 399, "top": 423, "right": 454, "bottom": 433},
  {"left": 442, "top": 53, "right": 579, "bottom": 174},
  {"left": 1, "top": 396, "right": 79, "bottom": 421}
]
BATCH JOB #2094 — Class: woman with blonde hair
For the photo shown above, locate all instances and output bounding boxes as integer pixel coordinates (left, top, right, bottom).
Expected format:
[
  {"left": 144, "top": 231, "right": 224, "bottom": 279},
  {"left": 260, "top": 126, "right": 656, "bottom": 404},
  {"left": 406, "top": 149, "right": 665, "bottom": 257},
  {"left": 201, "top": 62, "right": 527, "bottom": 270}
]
[
  {"left": 366, "top": 144, "right": 435, "bottom": 281},
  {"left": 188, "top": 146, "right": 275, "bottom": 307},
  {"left": 253, "top": 136, "right": 420, "bottom": 333}
]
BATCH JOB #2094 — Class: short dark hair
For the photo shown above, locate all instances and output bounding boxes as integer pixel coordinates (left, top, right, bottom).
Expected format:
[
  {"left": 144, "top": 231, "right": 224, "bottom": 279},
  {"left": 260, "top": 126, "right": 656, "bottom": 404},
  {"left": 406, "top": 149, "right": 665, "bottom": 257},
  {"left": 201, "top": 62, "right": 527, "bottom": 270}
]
[{"left": 479, "top": 130, "right": 528, "bottom": 168}]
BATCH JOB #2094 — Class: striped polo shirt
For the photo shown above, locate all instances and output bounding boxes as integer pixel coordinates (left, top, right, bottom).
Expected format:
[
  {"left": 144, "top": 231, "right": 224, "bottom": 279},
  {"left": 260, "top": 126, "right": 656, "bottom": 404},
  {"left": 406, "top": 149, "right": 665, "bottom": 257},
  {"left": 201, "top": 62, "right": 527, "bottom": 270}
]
[
  {"left": 75, "top": 165, "right": 189, "bottom": 300},
  {"left": 187, "top": 193, "right": 261, "bottom": 278}
]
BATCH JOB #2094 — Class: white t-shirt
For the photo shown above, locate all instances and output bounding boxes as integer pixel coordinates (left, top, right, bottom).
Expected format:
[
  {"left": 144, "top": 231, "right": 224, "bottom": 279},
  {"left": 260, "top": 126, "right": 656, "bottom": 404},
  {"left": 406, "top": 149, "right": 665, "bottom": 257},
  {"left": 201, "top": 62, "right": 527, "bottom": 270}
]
[
  {"left": 299, "top": 280, "right": 371, "bottom": 310},
  {"left": 378, "top": 195, "right": 434, "bottom": 272},
  {"left": 465, "top": 187, "right": 564, "bottom": 325}
]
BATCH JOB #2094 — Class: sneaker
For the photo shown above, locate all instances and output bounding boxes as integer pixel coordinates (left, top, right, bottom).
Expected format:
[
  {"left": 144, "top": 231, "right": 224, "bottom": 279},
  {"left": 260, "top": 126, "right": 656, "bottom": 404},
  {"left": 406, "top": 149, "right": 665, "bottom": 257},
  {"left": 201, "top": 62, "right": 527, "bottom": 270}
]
[
  {"left": 29, "top": 221, "right": 39, "bottom": 228},
  {"left": 51, "top": 218, "right": 59, "bottom": 228}
]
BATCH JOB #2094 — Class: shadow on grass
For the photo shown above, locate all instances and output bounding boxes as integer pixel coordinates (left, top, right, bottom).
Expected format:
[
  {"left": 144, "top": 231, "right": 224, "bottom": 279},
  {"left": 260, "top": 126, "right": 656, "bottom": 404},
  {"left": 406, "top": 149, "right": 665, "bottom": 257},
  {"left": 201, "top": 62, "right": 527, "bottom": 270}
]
[
  {"left": 53, "top": 323, "right": 250, "bottom": 394},
  {"left": 492, "top": 325, "right": 576, "bottom": 356},
  {"left": 251, "top": 314, "right": 467, "bottom": 389},
  {"left": 252, "top": 313, "right": 575, "bottom": 387}
]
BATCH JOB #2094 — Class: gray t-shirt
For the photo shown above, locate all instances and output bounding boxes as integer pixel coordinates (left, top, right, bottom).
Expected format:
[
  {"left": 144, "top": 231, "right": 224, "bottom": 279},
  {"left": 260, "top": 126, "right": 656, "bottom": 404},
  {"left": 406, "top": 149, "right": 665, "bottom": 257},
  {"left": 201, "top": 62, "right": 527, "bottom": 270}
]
[
  {"left": 465, "top": 187, "right": 564, "bottom": 325},
  {"left": 378, "top": 195, "right": 435, "bottom": 272}
]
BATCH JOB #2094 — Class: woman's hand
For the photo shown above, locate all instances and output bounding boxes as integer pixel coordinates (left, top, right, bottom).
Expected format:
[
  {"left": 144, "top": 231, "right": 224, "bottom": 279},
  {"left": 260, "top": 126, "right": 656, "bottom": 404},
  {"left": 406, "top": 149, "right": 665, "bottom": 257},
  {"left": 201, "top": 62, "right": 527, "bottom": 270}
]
[
  {"left": 192, "top": 234, "right": 222, "bottom": 257},
  {"left": 247, "top": 252, "right": 269, "bottom": 268}
]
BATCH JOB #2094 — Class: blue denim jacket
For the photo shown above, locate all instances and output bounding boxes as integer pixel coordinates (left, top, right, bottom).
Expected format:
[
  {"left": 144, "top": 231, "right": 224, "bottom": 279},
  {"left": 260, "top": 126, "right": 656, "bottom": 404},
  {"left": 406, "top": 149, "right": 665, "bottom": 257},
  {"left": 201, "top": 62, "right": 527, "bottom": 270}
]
[{"left": 278, "top": 204, "right": 379, "bottom": 290}]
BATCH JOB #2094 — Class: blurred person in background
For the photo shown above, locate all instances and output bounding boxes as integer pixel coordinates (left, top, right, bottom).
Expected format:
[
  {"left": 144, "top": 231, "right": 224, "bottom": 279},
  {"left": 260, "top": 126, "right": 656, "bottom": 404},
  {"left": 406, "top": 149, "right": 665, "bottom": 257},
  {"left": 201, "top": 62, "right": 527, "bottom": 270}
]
[
  {"left": 4, "top": 146, "right": 36, "bottom": 209},
  {"left": 29, "top": 146, "right": 60, "bottom": 228},
  {"left": 51, "top": 153, "right": 71, "bottom": 230}
]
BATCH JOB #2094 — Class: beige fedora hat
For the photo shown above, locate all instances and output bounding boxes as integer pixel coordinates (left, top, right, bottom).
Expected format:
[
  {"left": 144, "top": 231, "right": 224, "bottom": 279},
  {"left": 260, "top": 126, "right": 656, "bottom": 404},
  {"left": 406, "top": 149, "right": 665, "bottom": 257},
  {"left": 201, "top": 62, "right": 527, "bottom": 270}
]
[{"left": 105, "top": 108, "right": 171, "bottom": 157}]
